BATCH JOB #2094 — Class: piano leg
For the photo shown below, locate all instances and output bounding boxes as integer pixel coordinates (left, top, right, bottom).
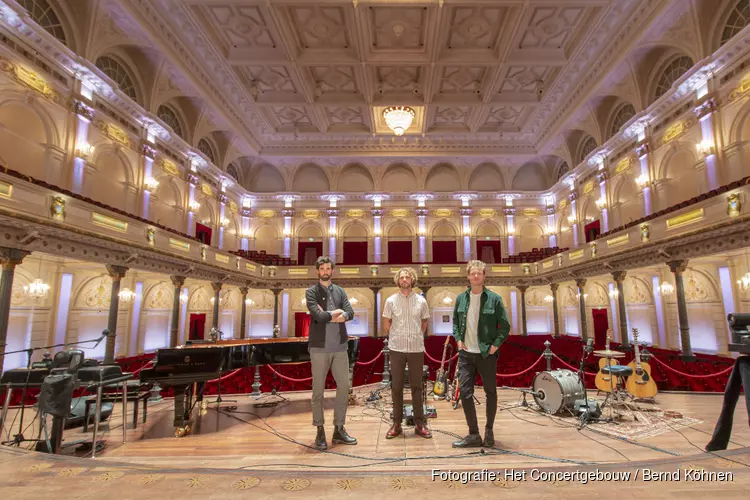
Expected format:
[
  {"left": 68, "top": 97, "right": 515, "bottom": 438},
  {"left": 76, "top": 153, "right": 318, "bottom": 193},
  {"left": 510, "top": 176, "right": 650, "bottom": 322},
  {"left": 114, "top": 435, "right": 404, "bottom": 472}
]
[
  {"left": 122, "top": 381, "right": 128, "bottom": 444},
  {"left": 0, "top": 385, "right": 11, "bottom": 432},
  {"left": 48, "top": 415, "right": 65, "bottom": 454},
  {"left": 251, "top": 365, "right": 261, "bottom": 399},
  {"left": 92, "top": 384, "right": 103, "bottom": 458}
]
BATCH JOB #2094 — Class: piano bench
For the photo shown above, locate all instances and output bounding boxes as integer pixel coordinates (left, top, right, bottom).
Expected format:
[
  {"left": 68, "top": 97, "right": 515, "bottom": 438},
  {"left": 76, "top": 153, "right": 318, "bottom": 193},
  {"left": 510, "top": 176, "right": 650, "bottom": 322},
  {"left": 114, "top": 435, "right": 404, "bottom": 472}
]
[{"left": 83, "top": 391, "right": 150, "bottom": 432}]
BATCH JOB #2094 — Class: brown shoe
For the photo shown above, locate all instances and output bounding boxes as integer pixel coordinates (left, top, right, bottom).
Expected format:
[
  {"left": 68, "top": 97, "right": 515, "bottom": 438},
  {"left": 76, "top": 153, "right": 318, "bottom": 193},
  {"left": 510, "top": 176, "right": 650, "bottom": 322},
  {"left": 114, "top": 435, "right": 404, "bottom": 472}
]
[
  {"left": 415, "top": 424, "right": 432, "bottom": 439},
  {"left": 386, "top": 424, "right": 402, "bottom": 439}
]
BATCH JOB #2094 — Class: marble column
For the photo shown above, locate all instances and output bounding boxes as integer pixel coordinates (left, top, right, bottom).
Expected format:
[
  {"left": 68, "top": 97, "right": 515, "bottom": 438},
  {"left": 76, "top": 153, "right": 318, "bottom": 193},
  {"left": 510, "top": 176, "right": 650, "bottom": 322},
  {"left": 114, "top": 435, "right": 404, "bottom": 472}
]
[
  {"left": 169, "top": 275, "right": 185, "bottom": 348},
  {"left": 550, "top": 283, "right": 560, "bottom": 338},
  {"left": 211, "top": 282, "right": 222, "bottom": 330},
  {"left": 0, "top": 248, "right": 28, "bottom": 374},
  {"left": 517, "top": 285, "right": 529, "bottom": 337},
  {"left": 104, "top": 265, "right": 128, "bottom": 365},
  {"left": 576, "top": 278, "right": 588, "bottom": 342},
  {"left": 271, "top": 288, "right": 283, "bottom": 334},
  {"left": 612, "top": 271, "right": 630, "bottom": 349},
  {"left": 370, "top": 286, "right": 381, "bottom": 337},
  {"left": 668, "top": 260, "right": 695, "bottom": 361},
  {"left": 239, "top": 286, "right": 249, "bottom": 339}
]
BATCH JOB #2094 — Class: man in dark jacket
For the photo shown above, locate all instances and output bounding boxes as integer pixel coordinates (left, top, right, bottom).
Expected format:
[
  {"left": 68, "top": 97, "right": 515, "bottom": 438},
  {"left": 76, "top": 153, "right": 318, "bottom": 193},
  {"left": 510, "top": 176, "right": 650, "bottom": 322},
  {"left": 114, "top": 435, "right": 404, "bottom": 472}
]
[
  {"left": 452, "top": 260, "right": 511, "bottom": 448},
  {"left": 305, "top": 256, "right": 357, "bottom": 450}
]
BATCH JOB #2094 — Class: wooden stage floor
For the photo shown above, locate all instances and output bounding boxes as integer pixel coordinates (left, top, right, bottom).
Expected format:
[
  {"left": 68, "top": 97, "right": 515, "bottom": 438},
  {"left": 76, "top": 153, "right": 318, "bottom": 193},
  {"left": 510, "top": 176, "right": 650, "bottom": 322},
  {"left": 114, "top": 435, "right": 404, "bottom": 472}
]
[{"left": 1, "top": 385, "right": 749, "bottom": 498}]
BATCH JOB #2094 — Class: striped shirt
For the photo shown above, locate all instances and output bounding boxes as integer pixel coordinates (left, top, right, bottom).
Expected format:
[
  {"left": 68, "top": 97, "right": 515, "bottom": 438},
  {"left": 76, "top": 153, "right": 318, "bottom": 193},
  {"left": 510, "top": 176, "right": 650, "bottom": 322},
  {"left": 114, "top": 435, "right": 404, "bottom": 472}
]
[{"left": 382, "top": 291, "right": 430, "bottom": 353}]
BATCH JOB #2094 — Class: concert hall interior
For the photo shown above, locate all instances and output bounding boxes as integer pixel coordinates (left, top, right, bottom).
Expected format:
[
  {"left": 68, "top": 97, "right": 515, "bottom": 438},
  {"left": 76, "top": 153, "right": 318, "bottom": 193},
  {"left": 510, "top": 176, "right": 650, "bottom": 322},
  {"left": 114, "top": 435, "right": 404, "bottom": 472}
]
[{"left": 1, "top": 0, "right": 750, "bottom": 497}]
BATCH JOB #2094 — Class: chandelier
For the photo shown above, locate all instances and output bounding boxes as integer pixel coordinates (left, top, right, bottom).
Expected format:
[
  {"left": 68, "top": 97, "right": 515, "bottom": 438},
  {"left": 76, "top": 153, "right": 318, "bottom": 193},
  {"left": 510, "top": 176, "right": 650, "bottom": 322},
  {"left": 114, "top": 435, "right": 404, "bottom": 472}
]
[
  {"left": 23, "top": 279, "right": 49, "bottom": 299},
  {"left": 659, "top": 282, "right": 674, "bottom": 296},
  {"left": 739, "top": 273, "right": 750, "bottom": 291},
  {"left": 383, "top": 106, "right": 415, "bottom": 136},
  {"left": 118, "top": 288, "right": 135, "bottom": 303}
]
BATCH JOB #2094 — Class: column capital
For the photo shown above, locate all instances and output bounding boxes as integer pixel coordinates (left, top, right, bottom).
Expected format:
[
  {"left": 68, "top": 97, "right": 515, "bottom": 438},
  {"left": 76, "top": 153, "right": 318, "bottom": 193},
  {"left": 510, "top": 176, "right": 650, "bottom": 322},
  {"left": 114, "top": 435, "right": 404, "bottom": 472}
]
[
  {"left": 575, "top": 278, "right": 587, "bottom": 288},
  {"left": 516, "top": 285, "right": 529, "bottom": 293},
  {"left": 271, "top": 287, "right": 283, "bottom": 296},
  {"left": 170, "top": 275, "right": 186, "bottom": 288},
  {"left": 369, "top": 286, "right": 382, "bottom": 294},
  {"left": 612, "top": 270, "right": 627, "bottom": 282},
  {"left": 0, "top": 248, "right": 29, "bottom": 268},
  {"left": 105, "top": 265, "right": 128, "bottom": 280},
  {"left": 549, "top": 283, "right": 559, "bottom": 292},
  {"left": 667, "top": 260, "right": 689, "bottom": 274},
  {"left": 211, "top": 282, "right": 223, "bottom": 293},
  {"left": 239, "top": 286, "right": 249, "bottom": 295}
]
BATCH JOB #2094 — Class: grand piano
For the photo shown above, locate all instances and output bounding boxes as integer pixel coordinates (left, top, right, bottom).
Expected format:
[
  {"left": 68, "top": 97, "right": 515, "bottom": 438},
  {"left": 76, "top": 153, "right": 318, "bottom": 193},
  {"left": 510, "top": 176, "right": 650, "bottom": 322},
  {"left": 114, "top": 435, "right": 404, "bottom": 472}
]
[{"left": 140, "top": 337, "right": 359, "bottom": 437}]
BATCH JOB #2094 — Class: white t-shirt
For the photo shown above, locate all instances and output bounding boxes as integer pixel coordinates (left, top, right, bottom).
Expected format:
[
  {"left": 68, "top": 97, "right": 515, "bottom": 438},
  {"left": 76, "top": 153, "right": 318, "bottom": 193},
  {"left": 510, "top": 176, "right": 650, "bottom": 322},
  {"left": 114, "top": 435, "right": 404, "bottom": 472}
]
[{"left": 464, "top": 292, "right": 482, "bottom": 353}]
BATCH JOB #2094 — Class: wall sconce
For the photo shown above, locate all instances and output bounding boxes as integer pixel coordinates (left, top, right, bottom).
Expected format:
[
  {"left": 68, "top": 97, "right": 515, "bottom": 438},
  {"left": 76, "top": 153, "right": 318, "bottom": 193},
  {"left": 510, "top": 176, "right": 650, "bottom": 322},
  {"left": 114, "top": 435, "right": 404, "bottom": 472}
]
[
  {"left": 189, "top": 200, "right": 200, "bottom": 212},
  {"left": 242, "top": 230, "right": 253, "bottom": 239},
  {"left": 245, "top": 298, "right": 254, "bottom": 307},
  {"left": 118, "top": 288, "right": 135, "bottom": 303},
  {"left": 659, "top": 282, "right": 674, "bottom": 296},
  {"left": 422, "top": 264, "right": 430, "bottom": 277},
  {"left": 463, "top": 229, "right": 471, "bottom": 237},
  {"left": 595, "top": 198, "right": 606, "bottom": 210},
  {"left": 609, "top": 289, "right": 619, "bottom": 300},
  {"left": 635, "top": 174, "right": 649, "bottom": 188},
  {"left": 418, "top": 229, "right": 426, "bottom": 237},
  {"left": 144, "top": 177, "right": 159, "bottom": 191},
  {"left": 728, "top": 193, "right": 741, "bottom": 218},
  {"left": 328, "top": 228, "right": 336, "bottom": 237},
  {"left": 543, "top": 295, "right": 554, "bottom": 303},
  {"left": 567, "top": 215, "right": 576, "bottom": 225},
  {"left": 179, "top": 291, "right": 188, "bottom": 305},
  {"left": 283, "top": 228, "right": 291, "bottom": 237},
  {"left": 545, "top": 226, "right": 555, "bottom": 236},
  {"left": 349, "top": 297, "right": 358, "bottom": 306},
  {"left": 696, "top": 139, "right": 715, "bottom": 157},
  {"left": 370, "top": 265, "right": 378, "bottom": 276},
  {"left": 507, "top": 227, "right": 515, "bottom": 235},
  {"left": 640, "top": 223, "right": 650, "bottom": 242},
  {"left": 442, "top": 296, "right": 454, "bottom": 305},
  {"left": 219, "top": 217, "right": 230, "bottom": 228},
  {"left": 577, "top": 292, "right": 589, "bottom": 301},
  {"left": 75, "top": 143, "right": 94, "bottom": 159}
]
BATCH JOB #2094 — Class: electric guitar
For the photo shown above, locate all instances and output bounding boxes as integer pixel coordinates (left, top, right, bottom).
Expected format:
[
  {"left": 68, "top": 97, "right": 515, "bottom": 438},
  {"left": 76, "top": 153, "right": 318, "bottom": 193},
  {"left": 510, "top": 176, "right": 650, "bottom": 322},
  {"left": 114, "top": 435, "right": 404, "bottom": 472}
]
[
  {"left": 594, "top": 329, "right": 619, "bottom": 393},
  {"left": 625, "top": 328, "right": 658, "bottom": 399},
  {"left": 450, "top": 358, "right": 461, "bottom": 409},
  {"left": 432, "top": 336, "right": 453, "bottom": 398}
]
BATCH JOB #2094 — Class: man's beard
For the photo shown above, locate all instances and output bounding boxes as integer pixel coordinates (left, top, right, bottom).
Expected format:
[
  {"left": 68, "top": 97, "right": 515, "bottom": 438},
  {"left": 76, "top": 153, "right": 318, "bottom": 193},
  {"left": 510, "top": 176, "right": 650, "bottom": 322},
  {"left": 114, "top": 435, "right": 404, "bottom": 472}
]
[
  {"left": 319, "top": 273, "right": 331, "bottom": 281},
  {"left": 399, "top": 282, "right": 411, "bottom": 289}
]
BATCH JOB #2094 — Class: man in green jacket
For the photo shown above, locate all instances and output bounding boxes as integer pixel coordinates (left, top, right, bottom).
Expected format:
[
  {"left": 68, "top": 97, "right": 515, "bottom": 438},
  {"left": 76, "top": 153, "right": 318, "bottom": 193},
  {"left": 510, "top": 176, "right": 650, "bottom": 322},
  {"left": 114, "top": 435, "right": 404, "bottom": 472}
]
[{"left": 452, "top": 260, "right": 511, "bottom": 448}]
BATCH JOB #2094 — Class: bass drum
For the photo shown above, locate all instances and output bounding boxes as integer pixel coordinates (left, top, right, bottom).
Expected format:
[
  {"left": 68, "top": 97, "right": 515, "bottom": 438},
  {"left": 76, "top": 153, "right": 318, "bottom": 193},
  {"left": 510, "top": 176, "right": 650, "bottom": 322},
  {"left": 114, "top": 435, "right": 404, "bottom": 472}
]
[{"left": 532, "top": 369, "right": 585, "bottom": 415}]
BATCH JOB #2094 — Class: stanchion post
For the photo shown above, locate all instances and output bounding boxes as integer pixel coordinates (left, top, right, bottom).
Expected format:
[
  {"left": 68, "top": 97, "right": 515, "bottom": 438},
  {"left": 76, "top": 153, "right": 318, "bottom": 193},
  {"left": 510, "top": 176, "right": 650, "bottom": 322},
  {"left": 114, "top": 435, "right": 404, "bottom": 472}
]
[
  {"left": 544, "top": 340, "right": 553, "bottom": 371},
  {"left": 381, "top": 341, "right": 390, "bottom": 386}
]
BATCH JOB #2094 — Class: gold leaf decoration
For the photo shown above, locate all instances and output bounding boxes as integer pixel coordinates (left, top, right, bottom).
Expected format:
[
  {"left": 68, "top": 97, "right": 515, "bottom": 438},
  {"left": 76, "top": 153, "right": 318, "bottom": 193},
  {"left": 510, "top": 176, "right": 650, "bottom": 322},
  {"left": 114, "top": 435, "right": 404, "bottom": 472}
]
[
  {"left": 232, "top": 477, "right": 261, "bottom": 490},
  {"left": 346, "top": 209, "right": 365, "bottom": 219},
  {"left": 443, "top": 480, "right": 467, "bottom": 489},
  {"left": 523, "top": 208, "right": 541, "bottom": 217},
  {"left": 583, "top": 180, "right": 595, "bottom": 194},
  {"left": 557, "top": 199, "right": 567, "bottom": 211},
  {"left": 302, "top": 209, "right": 320, "bottom": 219},
  {"left": 255, "top": 209, "right": 276, "bottom": 218},
  {"left": 388, "top": 478, "right": 416, "bottom": 490},
  {"left": 282, "top": 478, "right": 311, "bottom": 491},
  {"left": 228, "top": 200, "right": 239, "bottom": 214},
  {"left": 433, "top": 209, "right": 453, "bottom": 218},
  {"left": 478, "top": 208, "right": 496, "bottom": 218},
  {"left": 137, "top": 474, "right": 164, "bottom": 485},
  {"left": 186, "top": 476, "right": 209, "bottom": 488},
  {"left": 200, "top": 184, "right": 213, "bottom": 197},
  {"left": 92, "top": 471, "right": 124, "bottom": 482},
  {"left": 58, "top": 467, "right": 87, "bottom": 477},
  {"left": 23, "top": 463, "right": 53, "bottom": 473},
  {"left": 390, "top": 209, "right": 409, "bottom": 218},
  {"left": 615, "top": 157, "right": 632, "bottom": 174},
  {"left": 492, "top": 478, "right": 520, "bottom": 489},
  {"left": 334, "top": 478, "right": 363, "bottom": 490}
]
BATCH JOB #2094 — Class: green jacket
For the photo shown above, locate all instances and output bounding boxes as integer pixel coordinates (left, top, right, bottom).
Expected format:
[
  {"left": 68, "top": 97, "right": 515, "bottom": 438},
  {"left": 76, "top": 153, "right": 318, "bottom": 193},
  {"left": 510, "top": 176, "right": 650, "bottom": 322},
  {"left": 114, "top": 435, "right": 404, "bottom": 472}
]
[{"left": 452, "top": 286, "right": 511, "bottom": 358}]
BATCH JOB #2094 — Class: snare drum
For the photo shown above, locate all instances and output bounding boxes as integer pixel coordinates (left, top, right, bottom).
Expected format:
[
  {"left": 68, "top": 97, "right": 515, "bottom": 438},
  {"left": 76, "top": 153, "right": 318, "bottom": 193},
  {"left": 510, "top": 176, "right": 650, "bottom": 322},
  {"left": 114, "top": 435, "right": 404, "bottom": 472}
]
[{"left": 532, "top": 369, "right": 585, "bottom": 414}]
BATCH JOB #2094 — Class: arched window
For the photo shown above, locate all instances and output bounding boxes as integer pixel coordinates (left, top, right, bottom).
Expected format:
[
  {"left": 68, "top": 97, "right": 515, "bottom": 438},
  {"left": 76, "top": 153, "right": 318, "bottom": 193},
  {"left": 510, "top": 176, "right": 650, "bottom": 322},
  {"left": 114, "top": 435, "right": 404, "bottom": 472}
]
[
  {"left": 227, "top": 163, "right": 240, "bottom": 182},
  {"left": 579, "top": 136, "right": 597, "bottom": 164},
  {"left": 556, "top": 162, "right": 569, "bottom": 182},
  {"left": 654, "top": 56, "right": 693, "bottom": 100},
  {"left": 721, "top": 0, "right": 750, "bottom": 47},
  {"left": 197, "top": 138, "right": 216, "bottom": 164},
  {"left": 610, "top": 104, "right": 636, "bottom": 137},
  {"left": 157, "top": 105, "right": 184, "bottom": 139},
  {"left": 19, "top": 0, "right": 67, "bottom": 46},
  {"left": 95, "top": 56, "right": 137, "bottom": 102}
]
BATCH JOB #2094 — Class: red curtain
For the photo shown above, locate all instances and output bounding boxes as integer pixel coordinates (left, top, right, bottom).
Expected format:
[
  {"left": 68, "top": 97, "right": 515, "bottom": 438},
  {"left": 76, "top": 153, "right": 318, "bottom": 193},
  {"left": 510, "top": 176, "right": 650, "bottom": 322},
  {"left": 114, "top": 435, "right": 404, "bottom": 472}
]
[
  {"left": 294, "top": 312, "right": 311, "bottom": 337},
  {"left": 431, "top": 240, "right": 457, "bottom": 264},
  {"left": 343, "top": 241, "right": 368, "bottom": 264},
  {"left": 195, "top": 222, "right": 212, "bottom": 246},
  {"left": 387, "top": 240, "right": 413, "bottom": 264},
  {"left": 297, "top": 241, "right": 323, "bottom": 265},
  {"left": 476, "top": 240, "right": 501, "bottom": 263},
  {"left": 584, "top": 220, "right": 601, "bottom": 243}
]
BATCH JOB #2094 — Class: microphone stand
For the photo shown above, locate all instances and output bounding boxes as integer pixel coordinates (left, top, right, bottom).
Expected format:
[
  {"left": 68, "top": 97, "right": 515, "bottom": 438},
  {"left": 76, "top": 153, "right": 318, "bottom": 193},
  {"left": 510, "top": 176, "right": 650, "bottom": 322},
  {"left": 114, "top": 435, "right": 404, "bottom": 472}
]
[
  {"left": 577, "top": 341, "right": 593, "bottom": 428},
  {"left": 1, "top": 333, "right": 107, "bottom": 448}
]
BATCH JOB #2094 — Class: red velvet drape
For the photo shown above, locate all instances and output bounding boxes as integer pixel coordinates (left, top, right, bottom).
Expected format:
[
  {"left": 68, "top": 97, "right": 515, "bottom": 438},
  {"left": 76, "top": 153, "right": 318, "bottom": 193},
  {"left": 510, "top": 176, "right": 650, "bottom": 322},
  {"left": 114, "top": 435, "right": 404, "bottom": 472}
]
[
  {"left": 387, "top": 240, "right": 413, "bottom": 264},
  {"left": 195, "top": 222, "right": 212, "bottom": 245},
  {"left": 297, "top": 241, "right": 323, "bottom": 265},
  {"left": 476, "top": 240, "right": 501, "bottom": 263},
  {"left": 294, "top": 312, "right": 310, "bottom": 337},
  {"left": 431, "top": 240, "right": 457, "bottom": 264},
  {"left": 343, "top": 241, "right": 368, "bottom": 264},
  {"left": 584, "top": 220, "right": 601, "bottom": 243}
]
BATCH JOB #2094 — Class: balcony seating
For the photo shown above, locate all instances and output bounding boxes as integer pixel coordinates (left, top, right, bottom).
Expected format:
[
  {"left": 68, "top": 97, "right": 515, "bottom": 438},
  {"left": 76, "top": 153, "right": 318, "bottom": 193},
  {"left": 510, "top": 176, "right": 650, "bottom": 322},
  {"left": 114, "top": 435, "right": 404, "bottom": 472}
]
[
  {"left": 501, "top": 246, "right": 568, "bottom": 264},
  {"left": 595, "top": 175, "right": 750, "bottom": 241},
  {"left": 230, "top": 249, "right": 293, "bottom": 266}
]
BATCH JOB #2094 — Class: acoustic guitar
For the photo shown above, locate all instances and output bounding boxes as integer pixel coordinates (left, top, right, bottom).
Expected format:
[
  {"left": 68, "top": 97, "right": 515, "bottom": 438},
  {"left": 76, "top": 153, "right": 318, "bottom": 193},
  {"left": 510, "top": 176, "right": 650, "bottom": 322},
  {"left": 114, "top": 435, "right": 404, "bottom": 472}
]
[
  {"left": 625, "top": 328, "right": 658, "bottom": 399},
  {"left": 594, "top": 329, "right": 618, "bottom": 393},
  {"left": 432, "top": 336, "right": 453, "bottom": 398}
]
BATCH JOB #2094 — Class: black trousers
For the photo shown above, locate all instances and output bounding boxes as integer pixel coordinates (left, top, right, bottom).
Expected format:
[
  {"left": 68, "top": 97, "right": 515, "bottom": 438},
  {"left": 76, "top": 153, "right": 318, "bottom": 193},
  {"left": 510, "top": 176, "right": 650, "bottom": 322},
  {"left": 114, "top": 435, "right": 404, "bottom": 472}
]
[
  {"left": 458, "top": 350, "right": 498, "bottom": 435},
  {"left": 706, "top": 356, "right": 750, "bottom": 451},
  {"left": 390, "top": 350, "right": 425, "bottom": 427}
]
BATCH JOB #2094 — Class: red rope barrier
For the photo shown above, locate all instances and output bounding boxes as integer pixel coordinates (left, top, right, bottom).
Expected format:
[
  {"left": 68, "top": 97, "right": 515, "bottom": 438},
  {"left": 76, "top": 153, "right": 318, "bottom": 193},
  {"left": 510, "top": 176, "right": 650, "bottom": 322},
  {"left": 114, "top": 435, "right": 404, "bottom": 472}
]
[
  {"left": 354, "top": 351, "right": 383, "bottom": 366},
  {"left": 206, "top": 368, "right": 243, "bottom": 383},
  {"left": 649, "top": 355, "right": 734, "bottom": 378},
  {"left": 266, "top": 365, "right": 313, "bottom": 383},
  {"left": 127, "top": 360, "right": 153, "bottom": 377},
  {"left": 423, "top": 350, "right": 459, "bottom": 364},
  {"left": 495, "top": 355, "right": 545, "bottom": 378},
  {"left": 552, "top": 354, "right": 597, "bottom": 377}
]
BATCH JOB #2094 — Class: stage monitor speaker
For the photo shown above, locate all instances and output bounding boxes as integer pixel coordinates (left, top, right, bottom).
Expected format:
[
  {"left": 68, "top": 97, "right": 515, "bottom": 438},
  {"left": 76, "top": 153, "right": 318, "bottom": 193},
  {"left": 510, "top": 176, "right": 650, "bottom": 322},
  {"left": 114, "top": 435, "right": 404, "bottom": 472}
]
[{"left": 38, "top": 374, "right": 75, "bottom": 418}]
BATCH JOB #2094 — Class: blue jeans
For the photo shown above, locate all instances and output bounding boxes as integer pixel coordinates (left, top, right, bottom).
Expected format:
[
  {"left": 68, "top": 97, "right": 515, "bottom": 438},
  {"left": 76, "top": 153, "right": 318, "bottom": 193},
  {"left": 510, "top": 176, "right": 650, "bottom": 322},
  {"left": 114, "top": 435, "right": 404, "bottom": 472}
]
[{"left": 706, "top": 356, "right": 750, "bottom": 451}]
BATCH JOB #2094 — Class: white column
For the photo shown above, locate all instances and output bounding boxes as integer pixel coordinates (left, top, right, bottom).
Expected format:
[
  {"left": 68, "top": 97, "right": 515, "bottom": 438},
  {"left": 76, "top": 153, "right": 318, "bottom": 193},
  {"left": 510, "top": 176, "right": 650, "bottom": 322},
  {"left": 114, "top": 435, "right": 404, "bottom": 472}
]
[
  {"left": 370, "top": 195, "right": 384, "bottom": 263},
  {"left": 570, "top": 198, "right": 579, "bottom": 247},
  {"left": 637, "top": 137, "right": 653, "bottom": 217},
  {"left": 141, "top": 136, "right": 156, "bottom": 221},
  {"left": 282, "top": 196, "right": 294, "bottom": 258},
  {"left": 652, "top": 275, "right": 667, "bottom": 348},
  {"left": 607, "top": 282, "right": 620, "bottom": 342},
  {"left": 71, "top": 91, "right": 94, "bottom": 194},
  {"left": 416, "top": 196, "right": 427, "bottom": 262},
  {"left": 599, "top": 175, "right": 609, "bottom": 233},
  {"left": 459, "top": 196, "right": 472, "bottom": 261},
  {"left": 695, "top": 93, "right": 719, "bottom": 190},
  {"left": 326, "top": 195, "right": 340, "bottom": 263},
  {"left": 187, "top": 169, "right": 199, "bottom": 237}
]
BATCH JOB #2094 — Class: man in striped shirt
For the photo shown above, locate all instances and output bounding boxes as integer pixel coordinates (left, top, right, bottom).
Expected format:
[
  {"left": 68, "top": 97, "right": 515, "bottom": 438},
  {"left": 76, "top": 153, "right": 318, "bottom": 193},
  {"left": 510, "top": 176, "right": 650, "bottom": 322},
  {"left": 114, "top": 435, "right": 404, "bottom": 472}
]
[{"left": 382, "top": 267, "right": 432, "bottom": 439}]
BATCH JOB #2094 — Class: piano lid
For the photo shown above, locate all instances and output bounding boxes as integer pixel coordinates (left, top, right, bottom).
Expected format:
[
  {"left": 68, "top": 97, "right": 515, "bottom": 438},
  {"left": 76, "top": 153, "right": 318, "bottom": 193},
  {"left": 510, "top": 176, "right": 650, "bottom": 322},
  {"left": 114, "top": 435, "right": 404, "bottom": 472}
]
[{"left": 181, "top": 337, "right": 359, "bottom": 348}]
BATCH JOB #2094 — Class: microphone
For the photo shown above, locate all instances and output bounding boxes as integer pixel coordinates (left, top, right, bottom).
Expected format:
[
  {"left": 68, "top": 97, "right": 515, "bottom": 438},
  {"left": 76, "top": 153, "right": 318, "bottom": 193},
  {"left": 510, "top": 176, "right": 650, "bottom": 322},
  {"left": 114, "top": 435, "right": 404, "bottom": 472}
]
[
  {"left": 585, "top": 338, "right": 594, "bottom": 353},
  {"left": 93, "top": 333, "right": 108, "bottom": 348}
]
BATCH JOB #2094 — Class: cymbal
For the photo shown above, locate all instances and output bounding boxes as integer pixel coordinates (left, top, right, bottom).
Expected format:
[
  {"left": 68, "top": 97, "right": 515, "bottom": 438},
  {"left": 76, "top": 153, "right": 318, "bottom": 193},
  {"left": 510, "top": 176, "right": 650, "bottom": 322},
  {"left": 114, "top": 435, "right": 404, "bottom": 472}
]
[{"left": 593, "top": 350, "right": 626, "bottom": 358}]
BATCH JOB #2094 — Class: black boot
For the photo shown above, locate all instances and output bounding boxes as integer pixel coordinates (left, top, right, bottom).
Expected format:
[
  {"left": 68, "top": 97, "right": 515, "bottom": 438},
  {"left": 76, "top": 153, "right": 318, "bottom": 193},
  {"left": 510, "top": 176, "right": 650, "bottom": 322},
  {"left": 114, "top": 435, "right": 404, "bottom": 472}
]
[
  {"left": 483, "top": 428, "right": 494, "bottom": 447},
  {"left": 452, "top": 433, "right": 482, "bottom": 448},
  {"left": 314, "top": 426, "right": 327, "bottom": 450},
  {"left": 332, "top": 425, "right": 357, "bottom": 445}
]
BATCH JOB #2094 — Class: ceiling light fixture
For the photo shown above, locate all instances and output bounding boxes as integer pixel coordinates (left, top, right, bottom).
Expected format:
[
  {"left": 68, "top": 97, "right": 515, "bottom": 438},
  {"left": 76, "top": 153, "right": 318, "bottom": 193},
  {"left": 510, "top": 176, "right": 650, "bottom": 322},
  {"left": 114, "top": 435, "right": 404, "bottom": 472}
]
[{"left": 383, "top": 106, "right": 415, "bottom": 136}]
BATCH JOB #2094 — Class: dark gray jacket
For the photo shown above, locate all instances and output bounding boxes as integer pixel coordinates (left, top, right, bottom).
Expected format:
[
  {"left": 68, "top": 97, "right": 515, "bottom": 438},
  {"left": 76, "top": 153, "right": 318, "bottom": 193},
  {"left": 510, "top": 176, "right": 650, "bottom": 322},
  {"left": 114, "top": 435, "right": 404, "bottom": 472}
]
[{"left": 305, "top": 282, "right": 355, "bottom": 348}]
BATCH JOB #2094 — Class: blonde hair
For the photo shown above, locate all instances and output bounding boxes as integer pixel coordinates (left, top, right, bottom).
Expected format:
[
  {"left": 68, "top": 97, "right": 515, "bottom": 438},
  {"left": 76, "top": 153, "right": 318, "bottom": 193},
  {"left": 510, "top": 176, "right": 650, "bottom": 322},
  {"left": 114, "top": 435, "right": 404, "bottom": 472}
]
[
  {"left": 466, "top": 260, "right": 486, "bottom": 275},
  {"left": 393, "top": 267, "right": 418, "bottom": 286}
]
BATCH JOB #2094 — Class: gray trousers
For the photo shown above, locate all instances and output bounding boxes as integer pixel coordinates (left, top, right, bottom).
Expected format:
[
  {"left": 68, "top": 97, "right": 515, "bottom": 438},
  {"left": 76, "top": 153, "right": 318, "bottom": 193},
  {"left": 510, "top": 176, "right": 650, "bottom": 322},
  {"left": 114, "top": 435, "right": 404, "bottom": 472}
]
[{"left": 310, "top": 350, "right": 350, "bottom": 427}]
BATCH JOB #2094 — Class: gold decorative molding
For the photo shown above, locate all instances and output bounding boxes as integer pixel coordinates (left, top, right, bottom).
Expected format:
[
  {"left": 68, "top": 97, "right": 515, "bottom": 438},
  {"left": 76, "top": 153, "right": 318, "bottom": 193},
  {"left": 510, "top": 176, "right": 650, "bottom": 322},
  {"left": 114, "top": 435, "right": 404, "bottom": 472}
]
[
  {"left": 156, "top": 157, "right": 180, "bottom": 177},
  {"left": 255, "top": 209, "right": 276, "bottom": 218},
  {"left": 492, "top": 265, "right": 511, "bottom": 273},
  {"left": 479, "top": 208, "right": 496, "bottom": 218},
  {"left": 583, "top": 180, "right": 595, "bottom": 195},
  {"left": 666, "top": 208, "right": 704, "bottom": 230},
  {"left": 441, "top": 266, "right": 461, "bottom": 273},
  {"left": 95, "top": 121, "right": 135, "bottom": 149},
  {"left": 659, "top": 119, "right": 695, "bottom": 147},
  {"left": 728, "top": 73, "right": 750, "bottom": 103},
  {"left": 390, "top": 209, "right": 410, "bottom": 218},
  {"left": 288, "top": 268, "right": 308, "bottom": 275},
  {"left": 615, "top": 156, "right": 633, "bottom": 174},
  {"left": 200, "top": 183, "right": 213, "bottom": 197},
  {"left": 346, "top": 209, "right": 365, "bottom": 218},
  {"left": 433, "top": 209, "right": 453, "bottom": 217},
  {"left": 557, "top": 199, "right": 567, "bottom": 211},
  {"left": 245, "top": 263, "right": 257, "bottom": 272},
  {"left": 607, "top": 234, "right": 629, "bottom": 247},
  {"left": 569, "top": 249, "right": 584, "bottom": 260},
  {"left": 228, "top": 200, "right": 239, "bottom": 214},
  {"left": 302, "top": 209, "right": 321, "bottom": 219},
  {"left": 0, "top": 59, "right": 62, "bottom": 103},
  {"left": 169, "top": 238, "right": 191, "bottom": 252},
  {"left": 215, "top": 254, "right": 229, "bottom": 264},
  {"left": 339, "top": 267, "right": 360, "bottom": 274},
  {"left": 92, "top": 212, "right": 128, "bottom": 232},
  {"left": 522, "top": 208, "right": 541, "bottom": 217},
  {"left": 542, "top": 260, "right": 554, "bottom": 268},
  {"left": 0, "top": 181, "right": 12, "bottom": 198}
]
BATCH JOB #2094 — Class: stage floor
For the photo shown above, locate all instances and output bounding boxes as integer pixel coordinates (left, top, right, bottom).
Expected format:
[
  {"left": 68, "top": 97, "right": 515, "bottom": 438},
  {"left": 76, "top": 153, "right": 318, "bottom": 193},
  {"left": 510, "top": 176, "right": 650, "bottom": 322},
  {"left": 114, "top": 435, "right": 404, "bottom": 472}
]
[{"left": 1, "top": 385, "right": 749, "bottom": 498}]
